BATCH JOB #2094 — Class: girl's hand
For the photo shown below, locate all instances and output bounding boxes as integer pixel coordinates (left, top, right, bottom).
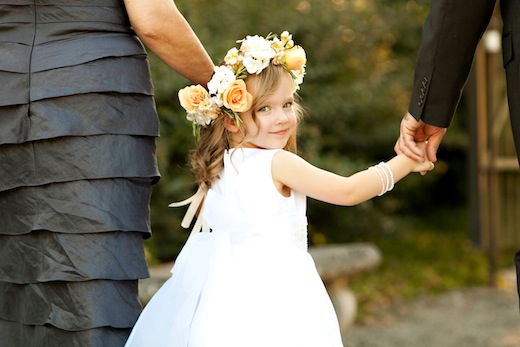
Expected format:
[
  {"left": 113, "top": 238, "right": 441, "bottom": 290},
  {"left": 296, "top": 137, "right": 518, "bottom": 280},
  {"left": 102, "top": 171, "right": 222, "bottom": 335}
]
[{"left": 410, "top": 142, "right": 435, "bottom": 173}]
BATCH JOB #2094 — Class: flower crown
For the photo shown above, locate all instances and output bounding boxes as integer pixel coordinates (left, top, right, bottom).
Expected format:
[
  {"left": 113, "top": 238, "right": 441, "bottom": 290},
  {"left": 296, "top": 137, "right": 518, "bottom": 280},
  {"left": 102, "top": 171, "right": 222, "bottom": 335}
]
[{"left": 178, "top": 31, "right": 307, "bottom": 133}]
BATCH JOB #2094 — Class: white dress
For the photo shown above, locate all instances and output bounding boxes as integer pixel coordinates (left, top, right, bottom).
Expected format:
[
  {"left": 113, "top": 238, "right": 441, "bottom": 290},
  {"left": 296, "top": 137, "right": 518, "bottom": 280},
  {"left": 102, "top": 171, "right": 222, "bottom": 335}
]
[{"left": 125, "top": 148, "right": 344, "bottom": 347}]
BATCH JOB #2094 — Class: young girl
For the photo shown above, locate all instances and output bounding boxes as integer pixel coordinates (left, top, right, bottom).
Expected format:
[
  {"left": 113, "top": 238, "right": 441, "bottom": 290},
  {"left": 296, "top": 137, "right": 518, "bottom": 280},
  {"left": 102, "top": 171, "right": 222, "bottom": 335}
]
[{"left": 125, "top": 32, "right": 434, "bottom": 347}]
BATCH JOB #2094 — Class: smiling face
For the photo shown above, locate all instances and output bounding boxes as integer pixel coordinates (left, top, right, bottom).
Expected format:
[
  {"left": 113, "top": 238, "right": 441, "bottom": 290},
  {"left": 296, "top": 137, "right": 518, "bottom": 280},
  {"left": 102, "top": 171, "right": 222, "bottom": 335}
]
[{"left": 228, "top": 67, "right": 299, "bottom": 150}]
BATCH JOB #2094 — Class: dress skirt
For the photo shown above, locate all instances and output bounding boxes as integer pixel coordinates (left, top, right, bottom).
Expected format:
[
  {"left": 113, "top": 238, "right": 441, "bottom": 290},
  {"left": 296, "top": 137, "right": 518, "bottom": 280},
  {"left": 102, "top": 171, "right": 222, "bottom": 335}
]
[{"left": 0, "top": 1, "right": 160, "bottom": 346}]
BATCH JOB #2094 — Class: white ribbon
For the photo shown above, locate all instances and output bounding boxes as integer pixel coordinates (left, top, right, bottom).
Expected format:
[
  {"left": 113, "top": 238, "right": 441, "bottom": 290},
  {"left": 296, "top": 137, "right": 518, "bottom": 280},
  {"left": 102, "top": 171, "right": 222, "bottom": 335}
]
[{"left": 168, "top": 185, "right": 209, "bottom": 234}]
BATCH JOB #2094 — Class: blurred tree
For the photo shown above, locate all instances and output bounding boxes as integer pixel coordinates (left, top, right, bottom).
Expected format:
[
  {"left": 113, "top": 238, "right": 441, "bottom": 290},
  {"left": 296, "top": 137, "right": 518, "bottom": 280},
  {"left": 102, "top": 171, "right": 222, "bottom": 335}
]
[{"left": 145, "top": 0, "right": 469, "bottom": 261}]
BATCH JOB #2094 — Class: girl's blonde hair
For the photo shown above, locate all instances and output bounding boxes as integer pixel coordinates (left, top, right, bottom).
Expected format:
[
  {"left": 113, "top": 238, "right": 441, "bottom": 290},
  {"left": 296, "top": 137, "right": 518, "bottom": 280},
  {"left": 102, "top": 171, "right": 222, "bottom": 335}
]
[{"left": 188, "top": 64, "right": 305, "bottom": 189}]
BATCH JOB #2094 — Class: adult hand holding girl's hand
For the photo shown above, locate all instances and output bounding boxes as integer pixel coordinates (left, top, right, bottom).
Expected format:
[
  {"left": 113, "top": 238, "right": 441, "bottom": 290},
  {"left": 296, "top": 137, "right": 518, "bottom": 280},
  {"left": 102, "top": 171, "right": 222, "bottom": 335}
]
[
  {"left": 394, "top": 112, "right": 447, "bottom": 164},
  {"left": 410, "top": 141, "right": 435, "bottom": 174}
]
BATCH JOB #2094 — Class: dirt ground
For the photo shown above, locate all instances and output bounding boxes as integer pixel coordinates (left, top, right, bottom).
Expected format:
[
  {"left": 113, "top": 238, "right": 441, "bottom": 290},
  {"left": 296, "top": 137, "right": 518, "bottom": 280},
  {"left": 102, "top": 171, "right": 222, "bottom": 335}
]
[{"left": 342, "top": 269, "right": 520, "bottom": 347}]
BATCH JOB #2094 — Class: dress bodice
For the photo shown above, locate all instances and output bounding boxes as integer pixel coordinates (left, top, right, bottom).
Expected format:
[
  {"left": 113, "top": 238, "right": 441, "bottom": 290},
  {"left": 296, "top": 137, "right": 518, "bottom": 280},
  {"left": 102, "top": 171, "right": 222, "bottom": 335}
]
[
  {"left": 0, "top": 0, "right": 148, "bottom": 103},
  {"left": 0, "top": 0, "right": 158, "bottom": 148},
  {"left": 202, "top": 148, "right": 309, "bottom": 251}
]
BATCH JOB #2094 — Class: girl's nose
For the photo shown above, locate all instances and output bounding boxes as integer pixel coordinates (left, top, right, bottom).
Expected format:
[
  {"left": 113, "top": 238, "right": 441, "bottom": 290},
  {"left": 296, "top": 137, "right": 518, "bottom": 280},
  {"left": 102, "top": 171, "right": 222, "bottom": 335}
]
[{"left": 275, "top": 109, "right": 289, "bottom": 124}]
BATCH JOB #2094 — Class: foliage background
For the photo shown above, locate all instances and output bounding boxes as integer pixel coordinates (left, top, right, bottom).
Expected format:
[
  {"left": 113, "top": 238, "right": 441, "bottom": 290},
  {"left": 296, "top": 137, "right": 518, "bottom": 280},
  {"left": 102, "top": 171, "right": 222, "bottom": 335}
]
[{"left": 145, "top": 0, "right": 471, "bottom": 262}]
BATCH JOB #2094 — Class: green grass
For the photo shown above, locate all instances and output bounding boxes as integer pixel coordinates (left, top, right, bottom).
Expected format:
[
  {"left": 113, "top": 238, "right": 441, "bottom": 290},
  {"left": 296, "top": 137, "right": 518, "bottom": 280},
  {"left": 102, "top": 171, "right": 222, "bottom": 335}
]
[{"left": 349, "top": 207, "right": 492, "bottom": 324}]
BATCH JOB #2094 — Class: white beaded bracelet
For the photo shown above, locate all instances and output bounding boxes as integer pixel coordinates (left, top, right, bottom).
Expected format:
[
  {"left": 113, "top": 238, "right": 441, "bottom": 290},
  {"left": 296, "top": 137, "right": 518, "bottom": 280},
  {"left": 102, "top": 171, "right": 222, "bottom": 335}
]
[
  {"left": 369, "top": 161, "right": 395, "bottom": 196},
  {"left": 380, "top": 161, "right": 395, "bottom": 192},
  {"left": 368, "top": 166, "right": 386, "bottom": 196}
]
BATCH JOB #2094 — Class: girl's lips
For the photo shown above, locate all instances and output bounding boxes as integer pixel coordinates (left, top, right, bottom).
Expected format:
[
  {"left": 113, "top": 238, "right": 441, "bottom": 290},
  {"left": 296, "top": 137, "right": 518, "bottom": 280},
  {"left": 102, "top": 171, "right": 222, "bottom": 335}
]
[{"left": 271, "top": 129, "right": 289, "bottom": 135}]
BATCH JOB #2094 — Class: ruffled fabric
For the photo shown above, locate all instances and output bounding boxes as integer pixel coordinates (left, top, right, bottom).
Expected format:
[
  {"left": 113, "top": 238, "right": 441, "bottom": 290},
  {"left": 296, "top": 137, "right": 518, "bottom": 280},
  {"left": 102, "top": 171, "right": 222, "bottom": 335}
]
[
  {"left": 0, "top": 93, "right": 157, "bottom": 145},
  {"left": 0, "top": 1, "right": 160, "bottom": 345},
  {"left": 0, "top": 320, "right": 133, "bottom": 347},
  {"left": 0, "top": 135, "right": 158, "bottom": 192},
  {"left": 0, "top": 0, "right": 153, "bottom": 110},
  {"left": 0, "top": 279, "right": 142, "bottom": 329},
  {"left": 0, "top": 178, "right": 154, "bottom": 236},
  {"left": 0, "top": 231, "right": 149, "bottom": 283}
]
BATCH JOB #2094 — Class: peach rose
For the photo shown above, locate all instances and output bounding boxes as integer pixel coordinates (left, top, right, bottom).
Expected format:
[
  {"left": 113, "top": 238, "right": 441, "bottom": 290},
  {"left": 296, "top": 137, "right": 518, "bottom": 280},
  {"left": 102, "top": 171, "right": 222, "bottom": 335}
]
[
  {"left": 178, "top": 85, "right": 209, "bottom": 111},
  {"left": 222, "top": 79, "right": 252, "bottom": 112},
  {"left": 284, "top": 46, "right": 306, "bottom": 72}
]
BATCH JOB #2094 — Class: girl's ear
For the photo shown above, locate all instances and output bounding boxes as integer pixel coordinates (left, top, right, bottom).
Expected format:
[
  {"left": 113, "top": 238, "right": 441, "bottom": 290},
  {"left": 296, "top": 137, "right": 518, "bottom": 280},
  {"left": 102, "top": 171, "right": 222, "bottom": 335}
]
[{"left": 223, "top": 116, "right": 240, "bottom": 133}]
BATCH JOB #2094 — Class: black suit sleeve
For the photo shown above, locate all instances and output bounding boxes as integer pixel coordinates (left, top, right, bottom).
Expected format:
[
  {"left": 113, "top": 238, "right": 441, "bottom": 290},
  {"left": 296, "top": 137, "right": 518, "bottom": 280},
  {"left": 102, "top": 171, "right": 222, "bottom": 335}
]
[{"left": 408, "top": 0, "right": 497, "bottom": 127}]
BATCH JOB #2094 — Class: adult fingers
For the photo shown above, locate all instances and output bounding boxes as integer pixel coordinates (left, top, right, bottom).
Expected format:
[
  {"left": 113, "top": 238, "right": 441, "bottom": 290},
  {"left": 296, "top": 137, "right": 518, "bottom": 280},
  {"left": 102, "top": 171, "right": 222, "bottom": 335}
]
[{"left": 424, "top": 126, "right": 447, "bottom": 162}]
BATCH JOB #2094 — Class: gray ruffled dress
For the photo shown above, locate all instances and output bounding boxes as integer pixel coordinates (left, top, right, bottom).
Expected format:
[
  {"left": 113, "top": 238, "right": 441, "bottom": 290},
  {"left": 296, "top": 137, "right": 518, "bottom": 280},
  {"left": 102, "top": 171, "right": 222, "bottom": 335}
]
[{"left": 0, "top": 1, "right": 159, "bottom": 346}]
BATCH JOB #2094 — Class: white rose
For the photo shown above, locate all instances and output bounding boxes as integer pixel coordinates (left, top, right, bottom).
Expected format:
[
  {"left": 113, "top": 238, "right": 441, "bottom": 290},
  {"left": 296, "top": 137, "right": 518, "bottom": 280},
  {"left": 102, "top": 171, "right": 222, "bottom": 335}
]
[
  {"left": 224, "top": 47, "right": 240, "bottom": 66},
  {"left": 240, "top": 35, "right": 275, "bottom": 74},
  {"left": 242, "top": 56, "right": 270, "bottom": 75},
  {"left": 207, "top": 66, "right": 236, "bottom": 97}
]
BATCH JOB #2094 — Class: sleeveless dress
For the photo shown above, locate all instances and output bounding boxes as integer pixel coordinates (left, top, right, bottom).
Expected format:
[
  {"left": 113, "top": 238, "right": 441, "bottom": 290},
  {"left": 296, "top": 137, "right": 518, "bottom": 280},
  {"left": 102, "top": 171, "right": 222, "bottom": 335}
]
[
  {"left": 125, "top": 148, "right": 344, "bottom": 347},
  {"left": 0, "top": 1, "right": 159, "bottom": 346}
]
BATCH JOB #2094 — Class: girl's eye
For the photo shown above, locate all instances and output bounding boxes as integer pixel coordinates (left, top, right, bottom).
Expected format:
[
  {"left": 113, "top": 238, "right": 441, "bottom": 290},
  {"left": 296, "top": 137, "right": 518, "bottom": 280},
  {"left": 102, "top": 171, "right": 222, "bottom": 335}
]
[
  {"left": 283, "top": 102, "right": 293, "bottom": 109},
  {"left": 258, "top": 106, "right": 270, "bottom": 112}
]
